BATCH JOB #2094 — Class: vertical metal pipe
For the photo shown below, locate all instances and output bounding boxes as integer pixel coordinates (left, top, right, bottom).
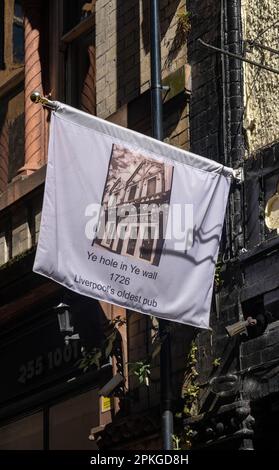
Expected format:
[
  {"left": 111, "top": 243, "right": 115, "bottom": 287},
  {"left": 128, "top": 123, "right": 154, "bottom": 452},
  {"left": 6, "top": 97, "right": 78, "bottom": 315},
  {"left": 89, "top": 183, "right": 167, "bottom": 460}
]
[
  {"left": 159, "top": 320, "right": 173, "bottom": 450},
  {"left": 150, "top": 0, "right": 173, "bottom": 450},
  {"left": 150, "top": 0, "right": 163, "bottom": 141}
]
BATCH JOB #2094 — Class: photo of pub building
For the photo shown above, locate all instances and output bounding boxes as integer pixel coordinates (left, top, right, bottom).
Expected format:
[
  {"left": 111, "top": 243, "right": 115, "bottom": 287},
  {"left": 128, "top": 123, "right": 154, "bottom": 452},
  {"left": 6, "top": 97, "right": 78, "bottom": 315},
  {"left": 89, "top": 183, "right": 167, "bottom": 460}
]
[
  {"left": 1, "top": 0, "right": 279, "bottom": 452},
  {"left": 95, "top": 143, "right": 173, "bottom": 266}
]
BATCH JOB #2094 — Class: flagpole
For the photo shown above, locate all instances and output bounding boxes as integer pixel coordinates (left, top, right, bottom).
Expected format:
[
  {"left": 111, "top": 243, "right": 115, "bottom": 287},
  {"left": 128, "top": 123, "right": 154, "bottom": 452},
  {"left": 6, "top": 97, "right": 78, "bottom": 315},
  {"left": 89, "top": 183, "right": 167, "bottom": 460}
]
[
  {"left": 150, "top": 0, "right": 173, "bottom": 450},
  {"left": 30, "top": 91, "right": 58, "bottom": 110}
]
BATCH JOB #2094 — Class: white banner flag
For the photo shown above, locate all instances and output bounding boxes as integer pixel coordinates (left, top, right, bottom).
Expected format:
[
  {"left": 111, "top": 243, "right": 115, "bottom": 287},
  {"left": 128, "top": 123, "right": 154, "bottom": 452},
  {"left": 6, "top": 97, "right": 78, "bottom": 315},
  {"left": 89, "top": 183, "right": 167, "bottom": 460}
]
[{"left": 33, "top": 103, "right": 233, "bottom": 329}]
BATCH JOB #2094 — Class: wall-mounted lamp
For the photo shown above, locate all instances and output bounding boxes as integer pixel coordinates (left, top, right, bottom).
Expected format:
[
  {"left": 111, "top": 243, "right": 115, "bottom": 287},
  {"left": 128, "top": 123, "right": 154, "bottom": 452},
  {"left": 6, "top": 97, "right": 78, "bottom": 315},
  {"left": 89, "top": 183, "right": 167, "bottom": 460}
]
[
  {"left": 54, "top": 302, "right": 80, "bottom": 345},
  {"left": 225, "top": 316, "right": 257, "bottom": 337}
]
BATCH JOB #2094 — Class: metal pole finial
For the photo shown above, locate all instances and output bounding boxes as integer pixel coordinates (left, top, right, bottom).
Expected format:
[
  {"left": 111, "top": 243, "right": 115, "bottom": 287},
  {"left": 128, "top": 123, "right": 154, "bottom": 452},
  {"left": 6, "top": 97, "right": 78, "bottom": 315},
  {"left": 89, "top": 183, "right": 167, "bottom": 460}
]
[{"left": 30, "top": 91, "right": 58, "bottom": 110}]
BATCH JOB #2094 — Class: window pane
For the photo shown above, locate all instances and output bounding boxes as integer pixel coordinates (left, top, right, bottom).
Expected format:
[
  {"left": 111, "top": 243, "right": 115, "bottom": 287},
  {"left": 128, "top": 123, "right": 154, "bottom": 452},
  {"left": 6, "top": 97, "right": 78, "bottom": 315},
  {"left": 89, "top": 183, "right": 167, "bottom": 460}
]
[
  {"left": 0, "top": 0, "right": 4, "bottom": 69},
  {"left": 126, "top": 226, "right": 138, "bottom": 255},
  {"left": 65, "top": 31, "right": 96, "bottom": 114},
  {"left": 147, "top": 177, "right": 156, "bottom": 196},
  {"left": 0, "top": 86, "right": 24, "bottom": 190},
  {"left": 0, "top": 412, "right": 43, "bottom": 450},
  {"left": 49, "top": 389, "right": 99, "bottom": 450},
  {"left": 8, "top": 112, "right": 24, "bottom": 180},
  {"left": 128, "top": 185, "right": 137, "bottom": 201},
  {"left": 63, "top": 0, "right": 94, "bottom": 32},
  {"left": 0, "top": 106, "right": 8, "bottom": 194},
  {"left": 13, "top": 1, "right": 24, "bottom": 64},
  {"left": 140, "top": 227, "right": 154, "bottom": 261}
]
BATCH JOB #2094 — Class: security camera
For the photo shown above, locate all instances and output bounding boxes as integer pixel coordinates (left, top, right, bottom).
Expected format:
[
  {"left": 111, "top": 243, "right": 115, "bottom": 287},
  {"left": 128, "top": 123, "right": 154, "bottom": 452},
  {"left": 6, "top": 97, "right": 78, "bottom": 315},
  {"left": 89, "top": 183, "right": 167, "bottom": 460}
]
[
  {"left": 98, "top": 373, "right": 125, "bottom": 397},
  {"left": 225, "top": 316, "right": 257, "bottom": 337}
]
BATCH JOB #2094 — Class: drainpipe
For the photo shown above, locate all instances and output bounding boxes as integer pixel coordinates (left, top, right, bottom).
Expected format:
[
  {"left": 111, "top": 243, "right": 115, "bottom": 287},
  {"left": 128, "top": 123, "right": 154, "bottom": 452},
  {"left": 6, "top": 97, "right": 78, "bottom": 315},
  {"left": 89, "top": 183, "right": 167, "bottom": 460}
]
[
  {"left": 226, "top": 1, "right": 251, "bottom": 449},
  {"left": 226, "top": 0, "right": 245, "bottom": 254},
  {"left": 150, "top": 0, "right": 173, "bottom": 450}
]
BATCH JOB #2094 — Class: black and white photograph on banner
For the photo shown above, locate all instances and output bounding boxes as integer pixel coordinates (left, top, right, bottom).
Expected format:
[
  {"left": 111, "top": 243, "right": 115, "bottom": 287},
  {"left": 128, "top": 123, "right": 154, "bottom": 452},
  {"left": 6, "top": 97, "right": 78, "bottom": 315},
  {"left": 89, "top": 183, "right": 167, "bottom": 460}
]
[
  {"left": 94, "top": 144, "right": 174, "bottom": 267},
  {"left": 1, "top": 0, "right": 277, "bottom": 460}
]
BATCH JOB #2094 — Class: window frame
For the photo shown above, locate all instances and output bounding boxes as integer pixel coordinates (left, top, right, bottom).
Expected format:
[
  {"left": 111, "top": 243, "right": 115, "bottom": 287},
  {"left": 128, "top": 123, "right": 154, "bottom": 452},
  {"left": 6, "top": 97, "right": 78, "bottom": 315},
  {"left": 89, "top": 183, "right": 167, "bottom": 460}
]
[
  {"left": 60, "top": 4, "right": 95, "bottom": 111},
  {"left": 128, "top": 184, "right": 137, "bottom": 202},
  {"left": 0, "top": 0, "right": 4, "bottom": 69},
  {"left": 12, "top": 0, "right": 24, "bottom": 65},
  {"left": 146, "top": 176, "right": 157, "bottom": 197}
]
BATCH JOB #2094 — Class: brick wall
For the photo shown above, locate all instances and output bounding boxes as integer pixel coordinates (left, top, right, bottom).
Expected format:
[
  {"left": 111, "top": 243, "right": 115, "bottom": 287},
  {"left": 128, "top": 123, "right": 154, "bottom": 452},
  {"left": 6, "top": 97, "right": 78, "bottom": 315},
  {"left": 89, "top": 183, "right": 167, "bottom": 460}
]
[
  {"left": 186, "top": 0, "right": 245, "bottom": 393},
  {"left": 94, "top": 0, "right": 192, "bottom": 414},
  {"left": 0, "top": 0, "right": 192, "bottom": 426},
  {"left": 95, "top": 0, "right": 188, "bottom": 119},
  {"left": 0, "top": 189, "right": 43, "bottom": 267},
  {"left": 242, "top": 0, "right": 279, "bottom": 154},
  {"left": 187, "top": 0, "right": 222, "bottom": 161}
]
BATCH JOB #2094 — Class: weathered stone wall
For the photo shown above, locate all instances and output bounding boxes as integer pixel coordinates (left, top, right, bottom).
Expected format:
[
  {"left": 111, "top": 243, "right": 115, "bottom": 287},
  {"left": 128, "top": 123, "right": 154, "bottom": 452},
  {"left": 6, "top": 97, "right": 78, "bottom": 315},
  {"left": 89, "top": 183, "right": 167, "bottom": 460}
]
[
  {"left": 187, "top": 0, "right": 222, "bottom": 161},
  {"left": 0, "top": 190, "right": 43, "bottom": 265},
  {"left": 242, "top": 0, "right": 279, "bottom": 154},
  {"left": 95, "top": 0, "right": 188, "bottom": 118}
]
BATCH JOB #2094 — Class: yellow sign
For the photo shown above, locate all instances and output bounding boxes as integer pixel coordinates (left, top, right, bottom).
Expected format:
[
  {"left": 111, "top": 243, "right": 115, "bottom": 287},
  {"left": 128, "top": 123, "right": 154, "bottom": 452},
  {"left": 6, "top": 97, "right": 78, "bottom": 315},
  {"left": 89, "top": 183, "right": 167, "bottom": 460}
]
[{"left": 101, "top": 396, "right": 114, "bottom": 413}]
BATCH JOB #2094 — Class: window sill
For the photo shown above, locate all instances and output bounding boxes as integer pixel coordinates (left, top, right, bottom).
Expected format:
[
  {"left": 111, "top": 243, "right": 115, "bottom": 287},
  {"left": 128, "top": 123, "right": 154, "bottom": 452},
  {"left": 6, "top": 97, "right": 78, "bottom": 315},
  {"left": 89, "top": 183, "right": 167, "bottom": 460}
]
[
  {"left": 0, "top": 165, "right": 46, "bottom": 212},
  {"left": 61, "top": 14, "right": 95, "bottom": 44},
  {"left": 0, "top": 66, "right": 24, "bottom": 98},
  {"left": 239, "top": 236, "right": 279, "bottom": 264}
]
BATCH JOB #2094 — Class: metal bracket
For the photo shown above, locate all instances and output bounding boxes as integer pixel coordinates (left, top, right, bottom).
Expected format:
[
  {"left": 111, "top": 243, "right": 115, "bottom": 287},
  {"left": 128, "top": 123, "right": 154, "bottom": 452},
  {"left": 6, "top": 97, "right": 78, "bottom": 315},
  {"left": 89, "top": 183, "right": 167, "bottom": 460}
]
[
  {"left": 233, "top": 167, "right": 244, "bottom": 183},
  {"left": 198, "top": 38, "right": 279, "bottom": 75},
  {"left": 30, "top": 91, "right": 58, "bottom": 110}
]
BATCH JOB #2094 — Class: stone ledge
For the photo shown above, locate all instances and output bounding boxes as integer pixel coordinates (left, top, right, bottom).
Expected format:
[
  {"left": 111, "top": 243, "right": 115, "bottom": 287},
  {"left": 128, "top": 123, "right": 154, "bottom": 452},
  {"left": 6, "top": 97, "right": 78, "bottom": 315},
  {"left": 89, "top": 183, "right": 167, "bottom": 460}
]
[
  {"left": 241, "top": 320, "right": 279, "bottom": 370},
  {"left": 0, "top": 165, "right": 46, "bottom": 212}
]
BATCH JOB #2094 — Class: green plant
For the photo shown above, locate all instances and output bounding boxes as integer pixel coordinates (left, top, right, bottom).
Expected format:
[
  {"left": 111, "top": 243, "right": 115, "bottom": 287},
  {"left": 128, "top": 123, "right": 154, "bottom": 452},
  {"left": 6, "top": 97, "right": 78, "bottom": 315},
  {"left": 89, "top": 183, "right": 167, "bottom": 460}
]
[
  {"left": 129, "top": 320, "right": 175, "bottom": 387},
  {"left": 212, "top": 357, "right": 221, "bottom": 368},
  {"left": 174, "top": 341, "right": 200, "bottom": 449},
  {"left": 78, "top": 348, "right": 102, "bottom": 372},
  {"left": 172, "top": 434, "right": 181, "bottom": 450},
  {"left": 129, "top": 361, "right": 151, "bottom": 387},
  {"left": 164, "top": 9, "right": 191, "bottom": 68},
  {"left": 77, "top": 316, "right": 126, "bottom": 372},
  {"left": 176, "top": 11, "right": 191, "bottom": 38},
  {"left": 182, "top": 426, "right": 194, "bottom": 450}
]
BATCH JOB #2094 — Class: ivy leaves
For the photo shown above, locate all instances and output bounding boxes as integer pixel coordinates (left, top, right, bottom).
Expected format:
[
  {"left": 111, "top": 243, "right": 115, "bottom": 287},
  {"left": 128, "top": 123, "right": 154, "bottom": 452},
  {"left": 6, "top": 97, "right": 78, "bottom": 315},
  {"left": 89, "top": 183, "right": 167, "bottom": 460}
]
[
  {"left": 77, "top": 316, "right": 126, "bottom": 373},
  {"left": 128, "top": 361, "right": 151, "bottom": 387}
]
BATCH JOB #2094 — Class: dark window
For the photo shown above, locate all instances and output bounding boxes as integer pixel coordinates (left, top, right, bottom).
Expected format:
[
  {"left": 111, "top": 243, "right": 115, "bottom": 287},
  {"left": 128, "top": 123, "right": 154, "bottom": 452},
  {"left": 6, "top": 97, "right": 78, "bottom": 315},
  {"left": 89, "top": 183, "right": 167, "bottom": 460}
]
[
  {"left": 63, "top": 0, "right": 94, "bottom": 33},
  {"left": 0, "top": 389, "right": 100, "bottom": 450},
  {"left": 244, "top": 146, "right": 279, "bottom": 248},
  {"left": 62, "top": 2, "right": 95, "bottom": 114},
  {"left": 0, "top": 86, "right": 24, "bottom": 190},
  {"left": 113, "top": 191, "right": 119, "bottom": 204},
  {"left": 126, "top": 226, "right": 138, "bottom": 255},
  {"left": 146, "top": 177, "right": 156, "bottom": 196},
  {"left": 8, "top": 112, "right": 24, "bottom": 181},
  {"left": 0, "top": 1, "right": 4, "bottom": 69},
  {"left": 128, "top": 184, "right": 137, "bottom": 201},
  {"left": 0, "top": 413, "right": 43, "bottom": 450},
  {"left": 49, "top": 390, "right": 99, "bottom": 450},
  {"left": 140, "top": 226, "right": 154, "bottom": 261},
  {"left": 13, "top": 1, "right": 24, "bottom": 64}
]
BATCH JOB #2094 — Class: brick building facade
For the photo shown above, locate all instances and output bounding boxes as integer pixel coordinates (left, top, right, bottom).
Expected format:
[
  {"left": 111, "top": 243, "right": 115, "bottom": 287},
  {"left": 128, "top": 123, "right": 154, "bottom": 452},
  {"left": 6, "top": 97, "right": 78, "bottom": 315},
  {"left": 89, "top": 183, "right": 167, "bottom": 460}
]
[
  {"left": 0, "top": 0, "right": 191, "bottom": 450},
  {"left": 0, "top": 0, "right": 279, "bottom": 451},
  {"left": 185, "top": 0, "right": 279, "bottom": 450}
]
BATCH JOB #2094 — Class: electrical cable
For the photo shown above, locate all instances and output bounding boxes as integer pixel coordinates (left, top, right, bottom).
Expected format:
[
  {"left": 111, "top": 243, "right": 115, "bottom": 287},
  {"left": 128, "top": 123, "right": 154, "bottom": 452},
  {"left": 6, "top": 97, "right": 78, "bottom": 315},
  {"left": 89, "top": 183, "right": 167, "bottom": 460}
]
[{"left": 248, "top": 17, "right": 279, "bottom": 46}]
